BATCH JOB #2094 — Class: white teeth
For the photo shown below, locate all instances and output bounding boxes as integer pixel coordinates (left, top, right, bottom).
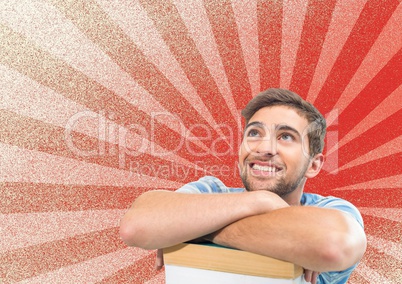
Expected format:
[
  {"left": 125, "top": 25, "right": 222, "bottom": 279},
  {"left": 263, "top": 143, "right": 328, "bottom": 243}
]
[{"left": 252, "top": 164, "right": 276, "bottom": 172}]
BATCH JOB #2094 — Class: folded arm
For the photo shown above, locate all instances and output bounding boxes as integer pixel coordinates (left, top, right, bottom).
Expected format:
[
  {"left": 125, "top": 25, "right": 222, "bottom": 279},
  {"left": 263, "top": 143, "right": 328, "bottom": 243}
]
[
  {"left": 207, "top": 206, "right": 367, "bottom": 272},
  {"left": 119, "top": 189, "right": 288, "bottom": 249}
]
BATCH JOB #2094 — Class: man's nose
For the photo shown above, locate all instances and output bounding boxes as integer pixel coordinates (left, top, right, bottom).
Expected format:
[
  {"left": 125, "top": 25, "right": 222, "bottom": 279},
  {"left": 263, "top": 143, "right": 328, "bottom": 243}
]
[{"left": 255, "top": 135, "right": 277, "bottom": 156}]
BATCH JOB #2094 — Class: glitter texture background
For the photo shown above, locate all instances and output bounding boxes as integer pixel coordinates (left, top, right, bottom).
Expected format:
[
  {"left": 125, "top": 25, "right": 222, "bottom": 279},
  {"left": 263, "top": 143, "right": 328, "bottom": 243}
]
[{"left": 1, "top": 0, "right": 401, "bottom": 283}]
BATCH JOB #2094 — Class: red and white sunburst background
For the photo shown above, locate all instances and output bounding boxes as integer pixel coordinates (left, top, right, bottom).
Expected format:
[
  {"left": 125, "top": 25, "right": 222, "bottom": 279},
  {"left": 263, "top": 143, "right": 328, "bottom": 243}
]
[{"left": 0, "top": 0, "right": 401, "bottom": 283}]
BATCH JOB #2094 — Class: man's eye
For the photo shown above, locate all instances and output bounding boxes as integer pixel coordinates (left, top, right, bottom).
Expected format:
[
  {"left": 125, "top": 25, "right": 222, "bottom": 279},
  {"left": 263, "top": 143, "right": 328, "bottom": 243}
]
[
  {"left": 247, "top": 129, "right": 260, "bottom": 137},
  {"left": 280, "top": 133, "right": 294, "bottom": 141}
]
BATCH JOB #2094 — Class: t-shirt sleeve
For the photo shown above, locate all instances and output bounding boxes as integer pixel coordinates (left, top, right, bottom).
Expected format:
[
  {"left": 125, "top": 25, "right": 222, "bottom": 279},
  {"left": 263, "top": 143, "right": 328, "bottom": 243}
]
[
  {"left": 316, "top": 197, "right": 364, "bottom": 229},
  {"left": 175, "top": 176, "right": 230, "bottom": 193},
  {"left": 175, "top": 176, "right": 244, "bottom": 194}
]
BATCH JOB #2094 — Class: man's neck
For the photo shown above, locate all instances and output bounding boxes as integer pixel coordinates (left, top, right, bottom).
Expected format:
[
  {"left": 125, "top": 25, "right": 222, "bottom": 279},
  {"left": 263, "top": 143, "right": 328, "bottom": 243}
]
[{"left": 282, "top": 186, "right": 304, "bottom": 206}]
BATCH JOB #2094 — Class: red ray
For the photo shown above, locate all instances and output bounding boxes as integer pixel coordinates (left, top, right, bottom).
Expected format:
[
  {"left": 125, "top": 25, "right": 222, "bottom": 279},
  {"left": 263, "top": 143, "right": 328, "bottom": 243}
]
[
  {"left": 203, "top": 0, "right": 253, "bottom": 108},
  {"left": 0, "top": 228, "right": 124, "bottom": 282},
  {"left": 98, "top": 251, "right": 158, "bottom": 283},
  {"left": 1, "top": 210, "right": 125, "bottom": 253},
  {"left": 308, "top": 154, "right": 402, "bottom": 193},
  {"left": 313, "top": 0, "right": 400, "bottom": 113},
  {"left": 17, "top": 247, "right": 151, "bottom": 283},
  {"left": 280, "top": 0, "right": 308, "bottom": 90},
  {"left": 367, "top": 234, "right": 402, "bottom": 262},
  {"left": 232, "top": 0, "right": 260, "bottom": 95},
  {"left": 335, "top": 137, "right": 401, "bottom": 173},
  {"left": 329, "top": 188, "right": 402, "bottom": 208},
  {"left": 45, "top": 1, "right": 226, "bottom": 142},
  {"left": 0, "top": 182, "right": 155, "bottom": 213},
  {"left": 328, "top": 109, "right": 402, "bottom": 166},
  {"left": 289, "top": 0, "right": 337, "bottom": 98},
  {"left": 363, "top": 215, "right": 401, "bottom": 243},
  {"left": 0, "top": 110, "right": 202, "bottom": 184},
  {"left": 361, "top": 208, "right": 402, "bottom": 223},
  {"left": 334, "top": 175, "right": 402, "bottom": 191},
  {"left": 0, "top": 24, "right": 227, "bottom": 165},
  {"left": 332, "top": 2, "right": 402, "bottom": 115},
  {"left": 258, "top": 0, "right": 282, "bottom": 89},
  {"left": 362, "top": 245, "right": 402, "bottom": 283},
  {"left": 0, "top": 143, "right": 184, "bottom": 189},
  {"left": 332, "top": 86, "right": 402, "bottom": 154},
  {"left": 337, "top": 48, "right": 402, "bottom": 138},
  {"left": 306, "top": 0, "right": 368, "bottom": 103},
  {"left": 348, "top": 271, "right": 370, "bottom": 284},
  {"left": 138, "top": 0, "right": 239, "bottom": 129}
]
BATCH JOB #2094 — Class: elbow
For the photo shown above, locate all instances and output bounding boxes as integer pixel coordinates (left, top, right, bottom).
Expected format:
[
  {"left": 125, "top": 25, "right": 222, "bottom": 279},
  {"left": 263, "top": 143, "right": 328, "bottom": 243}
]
[
  {"left": 318, "top": 243, "right": 348, "bottom": 271},
  {"left": 119, "top": 220, "right": 137, "bottom": 247},
  {"left": 119, "top": 193, "right": 161, "bottom": 249},
  {"left": 319, "top": 231, "right": 367, "bottom": 271},
  {"left": 119, "top": 215, "right": 155, "bottom": 249}
]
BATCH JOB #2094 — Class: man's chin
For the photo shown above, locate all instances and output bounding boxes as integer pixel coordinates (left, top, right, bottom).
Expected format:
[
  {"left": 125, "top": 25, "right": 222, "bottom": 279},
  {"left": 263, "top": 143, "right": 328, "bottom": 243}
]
[{"left": 244, "top": 180, "right": 277, "bottom": 192}]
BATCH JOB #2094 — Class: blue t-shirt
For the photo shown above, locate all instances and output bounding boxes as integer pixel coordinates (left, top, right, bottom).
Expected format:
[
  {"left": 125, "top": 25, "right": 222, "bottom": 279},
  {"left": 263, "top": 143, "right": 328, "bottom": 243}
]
[{"left": 176, "top": 176, "right": 364, "bottom": 284}]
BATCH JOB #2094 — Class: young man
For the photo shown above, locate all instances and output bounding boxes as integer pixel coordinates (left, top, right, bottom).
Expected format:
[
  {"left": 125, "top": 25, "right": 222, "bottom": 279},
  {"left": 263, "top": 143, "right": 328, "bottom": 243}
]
[{"left": 120, "top": 88, "right": 367, "bottom": 283}]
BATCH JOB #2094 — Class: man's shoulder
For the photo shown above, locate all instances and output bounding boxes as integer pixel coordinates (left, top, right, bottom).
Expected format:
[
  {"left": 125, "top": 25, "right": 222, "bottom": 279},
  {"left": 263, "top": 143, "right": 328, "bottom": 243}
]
[
  {"left": 302, "top": 192, "right": 364, "bottom": 228},
  {"left": 302, "top": 192, "right": 355, "bottom": 208},
  {"left": 176, "top": 176, "right": 245, "bottom": 194},
  {"left": 301, "top": 192, "right": 338, "bottom": 206}
]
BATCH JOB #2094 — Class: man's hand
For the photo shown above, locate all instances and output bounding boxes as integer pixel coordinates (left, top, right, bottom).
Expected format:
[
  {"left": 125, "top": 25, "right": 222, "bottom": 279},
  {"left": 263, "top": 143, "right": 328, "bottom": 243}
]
[
  {"left": 155, "top": 249, "right": 164, "bottom": 270},
  {"left": 304, "top": 269, "right": 319, "bottom": 284}
]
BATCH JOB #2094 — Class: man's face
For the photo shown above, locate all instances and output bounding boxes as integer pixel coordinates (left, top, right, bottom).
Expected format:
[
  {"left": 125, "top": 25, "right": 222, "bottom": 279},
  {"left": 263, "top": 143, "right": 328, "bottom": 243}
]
[{"left": 238, "top": 105, "right": 312, "bottom": 197}]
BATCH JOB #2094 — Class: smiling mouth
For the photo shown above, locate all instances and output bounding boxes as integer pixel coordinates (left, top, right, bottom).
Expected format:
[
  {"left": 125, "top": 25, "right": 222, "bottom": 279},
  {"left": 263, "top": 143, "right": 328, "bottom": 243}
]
[{"left": 248, "top": 162, "right": 283, "bottom": 176}]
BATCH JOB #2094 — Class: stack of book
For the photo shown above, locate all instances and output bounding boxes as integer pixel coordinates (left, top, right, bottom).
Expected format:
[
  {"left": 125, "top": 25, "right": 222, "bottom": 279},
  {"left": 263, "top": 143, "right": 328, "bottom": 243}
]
[{"left": 163, "top": 242, "right": 305, "bottom": 284}]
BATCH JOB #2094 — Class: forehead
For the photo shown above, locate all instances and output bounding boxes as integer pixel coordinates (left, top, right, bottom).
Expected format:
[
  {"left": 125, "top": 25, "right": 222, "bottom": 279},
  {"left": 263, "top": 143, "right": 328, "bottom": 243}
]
[{"left": 247, "top": 105, "right": 308, "bottom": 131}]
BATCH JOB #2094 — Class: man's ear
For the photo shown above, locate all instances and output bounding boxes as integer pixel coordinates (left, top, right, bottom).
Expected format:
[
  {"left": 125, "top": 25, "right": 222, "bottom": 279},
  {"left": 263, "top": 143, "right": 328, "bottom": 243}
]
[{"left": 305, "top": 153, "right": 324, "bottom": 178}]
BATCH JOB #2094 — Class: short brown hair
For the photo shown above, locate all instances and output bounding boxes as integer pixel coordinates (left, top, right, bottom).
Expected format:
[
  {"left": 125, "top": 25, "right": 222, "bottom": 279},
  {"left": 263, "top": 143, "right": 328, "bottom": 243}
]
[{"left": 241, "top": 88, "right": 326, "bottom": 156}]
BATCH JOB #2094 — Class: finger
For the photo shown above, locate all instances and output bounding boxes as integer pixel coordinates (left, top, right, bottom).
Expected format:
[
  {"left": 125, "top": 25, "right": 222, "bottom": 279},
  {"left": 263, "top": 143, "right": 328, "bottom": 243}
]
[
  {"left": 304, "top": 269, "right": 312, "bottom": 282},
  {"left": 311, "top": 271, "right": 320, "bottom": 284},
  {"left": 155, "top": 249, "right": 164, "bottom": 270}
]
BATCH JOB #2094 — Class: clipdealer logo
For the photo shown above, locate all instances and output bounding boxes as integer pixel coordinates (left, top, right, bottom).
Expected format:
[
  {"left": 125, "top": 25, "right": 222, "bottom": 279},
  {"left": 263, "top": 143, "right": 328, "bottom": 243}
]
[
  {"left": 64, "top": 110, "right": 242, "bottom": 172},
  {"left": 64, "top": 109, "right": 339, "bottom": 178}
]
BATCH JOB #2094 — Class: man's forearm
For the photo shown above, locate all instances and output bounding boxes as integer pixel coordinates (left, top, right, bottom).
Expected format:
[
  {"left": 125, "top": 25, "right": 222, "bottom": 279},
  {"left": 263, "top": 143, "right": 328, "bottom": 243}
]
[
  {"left": 209, "top": 206, "right": 366, "bottom": 272},
  {"left": 119, "top": 190, "right": 286, "bottom": 249}
]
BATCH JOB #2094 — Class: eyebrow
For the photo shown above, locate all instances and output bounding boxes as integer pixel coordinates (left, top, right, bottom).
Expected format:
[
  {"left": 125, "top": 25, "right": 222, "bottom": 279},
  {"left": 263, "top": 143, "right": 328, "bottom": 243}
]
[
  {"left": 276, "top": 124, "right": 302, "bottom": 139},
  {"left": 244, "top": 121, "right": 302, "bottom": 139},
  {"left": 244, "top": 121, "right": 265, "bottom": 135},
  {"left": 244, "top": 121, "right": 264, "bottom": 130}
]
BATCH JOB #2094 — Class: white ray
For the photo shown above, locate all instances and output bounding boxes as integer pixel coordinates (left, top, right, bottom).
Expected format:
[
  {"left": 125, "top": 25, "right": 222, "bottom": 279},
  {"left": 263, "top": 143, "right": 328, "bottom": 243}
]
[
  {"left": 173, "top": 0, "right": 240, "bottom": 122},
  {"left": 367, "top": 234, "right": 402, "bottom": 262},
  {"left": 307, "top": 0, "right": 367, "bottom": 102},
  {"left": 333, "top": 135, "right": 402, "bottom": 172},
  {"left": 0, "top": 64, "right": 87, "bottom": 127},
  {"left": 95, "top": 0, "right": 224, "bottom": 132},
  {"left": 332, "top": 2, "right": 402, "bottom": 114},
  {"left": 327, "top": 85, "right": 402, "bottom": 156},
  {"left": 0, "top": 0, "right": 212, "bottom": 155},
  {"left": 359, "top": 207, "right": 402, "bottom": 223},
  {"left": 280, "top": 0, "right": 308, "bottom": 89},
  {"left": 0, "top": 64, "right": 207, "bottom": 173},
  {"left": 144, "top": 271, "right": 165, "bottom": 284},
  {"left": 17, "top": 247, "right": 152, "bottom": 284},
  {"left": 231, "top": 0, "right": 260, "bottom": 96},
  {"left": 355, "top": 262, "right": 394, "bottom": 284},
  {"left": 0, "top": 209, "right": 126, "bottom": 253},
  {"left": 0, "top": 0, "right": 162, "bottom": 116},
  {"left": 0, "top": 142, "right": 184, "bottom": 188},
  {"left": 333, "top": 175, "right": 402, "bottom": 191}
]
